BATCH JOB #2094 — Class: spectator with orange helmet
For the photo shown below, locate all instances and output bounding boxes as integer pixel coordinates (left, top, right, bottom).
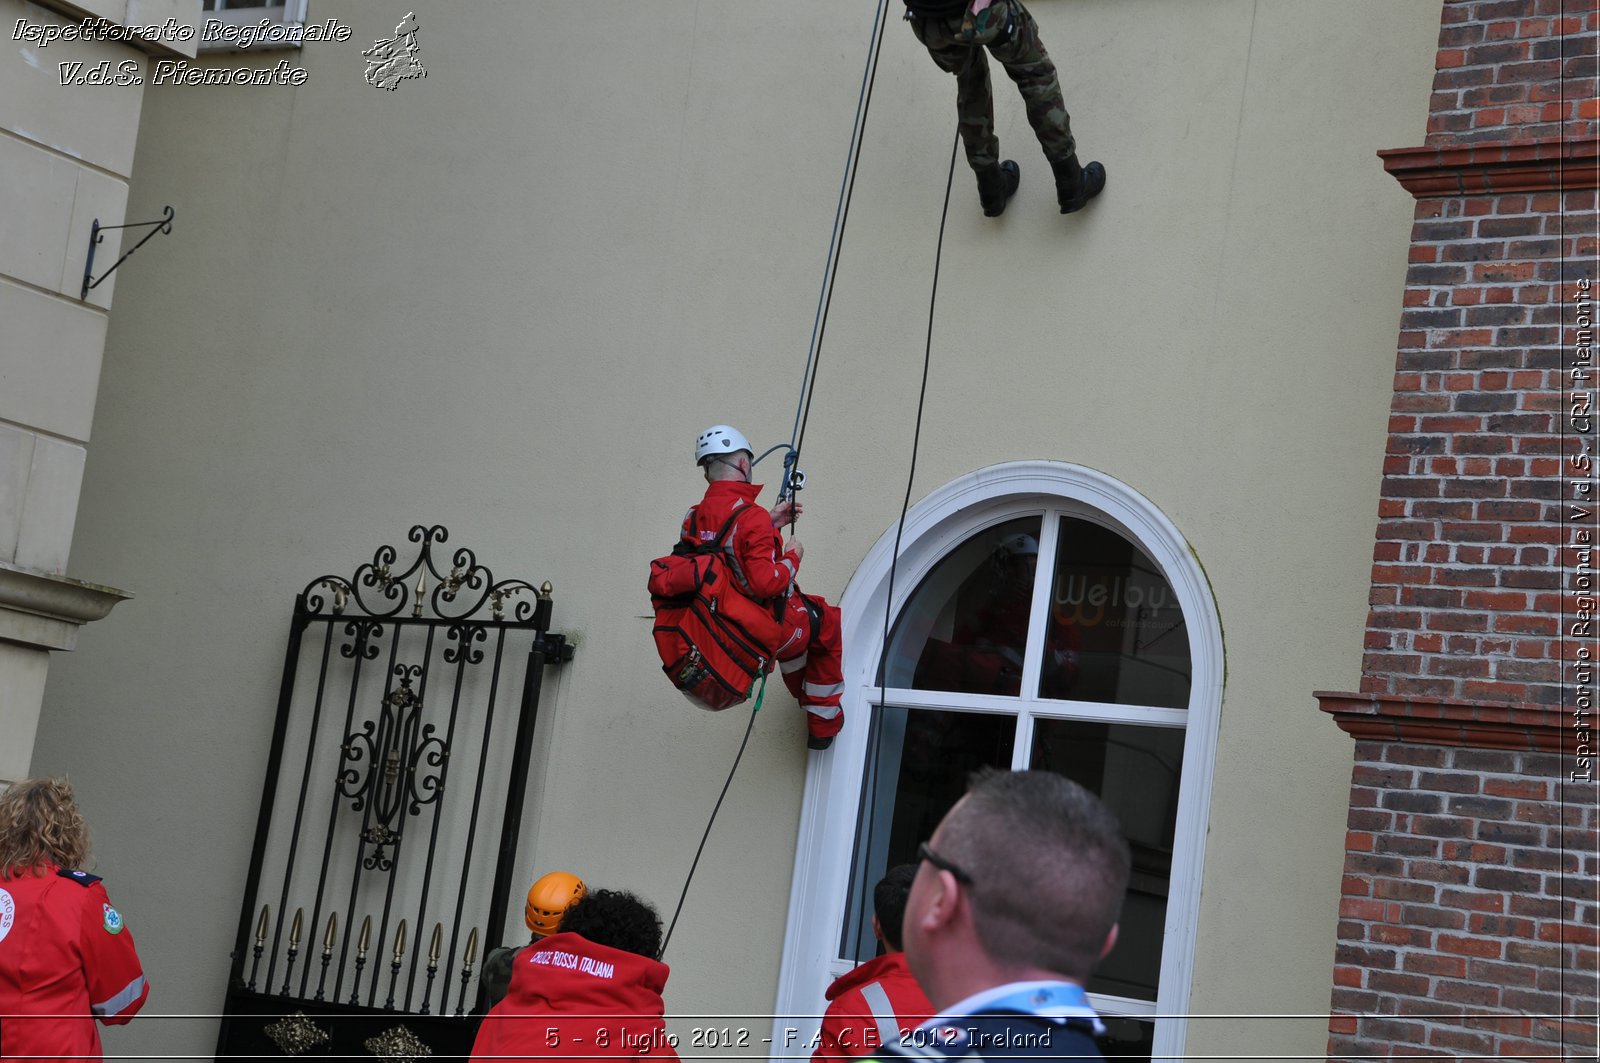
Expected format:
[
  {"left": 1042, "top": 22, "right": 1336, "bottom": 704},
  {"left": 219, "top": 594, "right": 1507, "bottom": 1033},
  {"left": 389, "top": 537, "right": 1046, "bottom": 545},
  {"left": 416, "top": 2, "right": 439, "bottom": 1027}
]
[
  {"left": 471, "top": 887, "right": 677, "bottom": 1062},
  {"left": 481, "top": 870, "right": 587, "bottom": 1006}
]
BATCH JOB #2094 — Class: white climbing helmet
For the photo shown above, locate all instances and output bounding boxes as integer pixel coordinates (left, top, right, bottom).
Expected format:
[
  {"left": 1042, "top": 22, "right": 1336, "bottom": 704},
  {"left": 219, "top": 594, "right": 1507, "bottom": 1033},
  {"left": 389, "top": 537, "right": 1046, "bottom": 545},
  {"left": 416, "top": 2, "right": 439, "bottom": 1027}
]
[
  {"left": 695, "top": 425, "right": 753, "bottom": 466},
  {"left": 997, "top": 532, "right": 1040, "bottom": 557}
]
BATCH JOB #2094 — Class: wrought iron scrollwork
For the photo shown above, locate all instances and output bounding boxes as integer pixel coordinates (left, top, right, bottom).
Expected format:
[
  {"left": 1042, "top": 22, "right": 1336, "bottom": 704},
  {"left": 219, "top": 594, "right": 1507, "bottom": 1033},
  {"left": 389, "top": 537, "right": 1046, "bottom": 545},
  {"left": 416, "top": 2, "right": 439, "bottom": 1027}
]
[
  {"left": 302, "top": 525, "right": 549, "bottom": 623},
  {"left": 218, "top": 523, "right": 575, "bottom": 1055},
  {"left": 338, "top": 620, "right": 383, "bottom": 661},
  {"left": 442, "top": 623, "right": 486, "bottom": 667},
  {"left": 339, "top": 665, "right": 446, "bottom": 871}
]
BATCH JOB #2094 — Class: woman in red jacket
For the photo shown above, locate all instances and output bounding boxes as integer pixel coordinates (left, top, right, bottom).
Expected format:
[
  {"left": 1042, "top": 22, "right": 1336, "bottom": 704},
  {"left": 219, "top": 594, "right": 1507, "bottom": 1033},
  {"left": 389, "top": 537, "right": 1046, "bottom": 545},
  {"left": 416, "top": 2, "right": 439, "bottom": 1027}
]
[{"left": 0, "top": 777, "right": 149, "bottom": 1060}]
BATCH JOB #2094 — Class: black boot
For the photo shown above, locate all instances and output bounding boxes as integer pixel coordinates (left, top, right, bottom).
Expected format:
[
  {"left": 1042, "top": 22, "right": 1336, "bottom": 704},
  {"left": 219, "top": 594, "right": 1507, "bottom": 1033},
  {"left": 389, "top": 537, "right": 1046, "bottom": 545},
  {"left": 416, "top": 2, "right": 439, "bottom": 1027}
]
[
  {"left": 975, "top": 160, "right": 1021, "bottom": 217},
  {"left": 1051, "top": 154, "right": 1106, "bottom": 214}
]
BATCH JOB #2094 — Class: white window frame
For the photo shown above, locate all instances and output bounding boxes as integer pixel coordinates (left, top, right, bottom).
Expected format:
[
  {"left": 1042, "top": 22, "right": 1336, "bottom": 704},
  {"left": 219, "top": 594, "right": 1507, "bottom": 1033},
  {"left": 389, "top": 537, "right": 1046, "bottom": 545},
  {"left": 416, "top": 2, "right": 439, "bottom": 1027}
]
[
  {"left": 770, "top": 461, "right": 1222, "bottom": 1061},
  {"left": 197, "top": 0, "right": 307, "bottom": 52}
]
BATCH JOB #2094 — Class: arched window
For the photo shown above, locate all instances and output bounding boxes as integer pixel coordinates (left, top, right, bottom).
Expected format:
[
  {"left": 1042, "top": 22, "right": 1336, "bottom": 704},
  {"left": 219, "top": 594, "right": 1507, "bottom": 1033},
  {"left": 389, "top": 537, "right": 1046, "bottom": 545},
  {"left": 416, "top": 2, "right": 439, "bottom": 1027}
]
[{"left": 772, "top": 463, "right": 1221, "bottom": 1060}]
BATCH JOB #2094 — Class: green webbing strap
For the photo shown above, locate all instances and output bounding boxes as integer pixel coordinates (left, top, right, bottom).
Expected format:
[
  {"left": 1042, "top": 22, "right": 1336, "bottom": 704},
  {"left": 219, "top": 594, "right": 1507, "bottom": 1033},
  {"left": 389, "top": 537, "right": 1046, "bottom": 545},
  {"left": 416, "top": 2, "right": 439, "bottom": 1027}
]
[{"left": 749, "top": 669, "right": 769, "bottom": 713}]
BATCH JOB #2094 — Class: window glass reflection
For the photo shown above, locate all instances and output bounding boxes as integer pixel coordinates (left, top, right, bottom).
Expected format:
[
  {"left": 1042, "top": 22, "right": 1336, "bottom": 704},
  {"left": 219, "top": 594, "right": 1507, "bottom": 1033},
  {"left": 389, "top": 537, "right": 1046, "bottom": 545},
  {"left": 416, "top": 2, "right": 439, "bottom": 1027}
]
[
  {"left": 1041, "top": 518, "right": 1190, "bottom": 708},
  {"left": 1031, "top": 719, "right": 1184, "bottom": 1003},
  {"left": 841, "top": 706, "right": 1014, "bottom": 961},
  {"left": 883, "top": 517, "right": 1043, "bottom": 695}
]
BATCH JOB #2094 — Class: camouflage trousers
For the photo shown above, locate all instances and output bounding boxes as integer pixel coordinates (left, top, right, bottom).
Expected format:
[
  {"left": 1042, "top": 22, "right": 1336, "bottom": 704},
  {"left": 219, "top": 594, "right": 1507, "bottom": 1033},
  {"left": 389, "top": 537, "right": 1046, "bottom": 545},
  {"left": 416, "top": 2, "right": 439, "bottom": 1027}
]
[{"left": 908, "top": 0, "right": 1076, "bottom": 172}]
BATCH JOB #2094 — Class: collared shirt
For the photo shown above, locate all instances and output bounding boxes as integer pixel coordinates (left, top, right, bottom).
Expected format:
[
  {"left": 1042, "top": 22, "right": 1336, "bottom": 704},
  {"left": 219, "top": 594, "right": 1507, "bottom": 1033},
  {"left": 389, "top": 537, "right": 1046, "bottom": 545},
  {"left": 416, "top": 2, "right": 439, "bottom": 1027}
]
[
  {"left": 908, "top": 979, "right": 1107, "bottom": 1037},
  {"left": 919, "top": 980, "right": 1104, "bottom": 1037}
]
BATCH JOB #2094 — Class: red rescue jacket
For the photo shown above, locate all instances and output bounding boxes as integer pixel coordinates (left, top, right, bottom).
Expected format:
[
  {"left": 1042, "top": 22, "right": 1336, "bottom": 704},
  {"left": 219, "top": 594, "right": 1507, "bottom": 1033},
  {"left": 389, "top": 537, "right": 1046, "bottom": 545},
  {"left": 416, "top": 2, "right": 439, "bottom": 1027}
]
[
  {"left": 681, "top": 481, "right": 798, "bottom": 601},
  {"left": 469, "top": 932, "right": 678, "bottom": 1062},
  {"left": 813, "top": 952, "right": 934, "bottom": 1061},
  {"left": 0, "top": 864, "right": 149, "bottom": 1061}
]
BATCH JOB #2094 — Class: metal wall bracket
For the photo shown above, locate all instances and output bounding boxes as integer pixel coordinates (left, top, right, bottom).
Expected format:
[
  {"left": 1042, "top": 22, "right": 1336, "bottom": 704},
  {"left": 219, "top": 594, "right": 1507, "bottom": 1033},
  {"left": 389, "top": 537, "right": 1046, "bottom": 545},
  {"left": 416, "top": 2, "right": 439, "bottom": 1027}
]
[
  {"left": 537, "top": 632, "right": 575, "bottom": 663},
  {"left": 81, "top": 205, "right": 175, "bottom": 300}
]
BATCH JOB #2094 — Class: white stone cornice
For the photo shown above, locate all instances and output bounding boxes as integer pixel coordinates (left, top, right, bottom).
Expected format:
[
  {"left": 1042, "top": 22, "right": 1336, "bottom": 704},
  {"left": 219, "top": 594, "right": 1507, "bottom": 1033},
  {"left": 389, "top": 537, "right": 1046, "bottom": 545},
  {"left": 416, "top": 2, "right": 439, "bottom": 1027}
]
[{"left": 0, "top": 561, "right": 130, "bottom": 651}]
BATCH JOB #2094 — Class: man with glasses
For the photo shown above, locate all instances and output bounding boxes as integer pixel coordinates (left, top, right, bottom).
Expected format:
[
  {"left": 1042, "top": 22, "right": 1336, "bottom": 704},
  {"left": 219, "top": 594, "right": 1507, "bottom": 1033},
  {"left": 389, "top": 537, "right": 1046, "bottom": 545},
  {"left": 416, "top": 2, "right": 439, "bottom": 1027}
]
[{"left": 862, "top": 769, "right": 1129, "bottom": 1060}]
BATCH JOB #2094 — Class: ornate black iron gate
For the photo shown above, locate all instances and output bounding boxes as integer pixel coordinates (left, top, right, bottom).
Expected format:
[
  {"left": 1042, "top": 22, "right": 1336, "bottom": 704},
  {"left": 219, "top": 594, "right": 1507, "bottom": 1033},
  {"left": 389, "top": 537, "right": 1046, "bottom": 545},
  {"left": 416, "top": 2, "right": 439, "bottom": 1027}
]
[{"left": 215, "top": 526, "right": 573, "bottom": 1059}]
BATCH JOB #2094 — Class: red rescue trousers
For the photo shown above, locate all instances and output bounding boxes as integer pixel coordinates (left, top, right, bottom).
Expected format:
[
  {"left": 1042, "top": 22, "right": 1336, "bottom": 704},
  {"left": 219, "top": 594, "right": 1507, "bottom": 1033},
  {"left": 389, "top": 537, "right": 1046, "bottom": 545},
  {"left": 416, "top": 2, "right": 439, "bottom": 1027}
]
[{"left": 778, "top": 593, "right": 844, "bottom": 741}]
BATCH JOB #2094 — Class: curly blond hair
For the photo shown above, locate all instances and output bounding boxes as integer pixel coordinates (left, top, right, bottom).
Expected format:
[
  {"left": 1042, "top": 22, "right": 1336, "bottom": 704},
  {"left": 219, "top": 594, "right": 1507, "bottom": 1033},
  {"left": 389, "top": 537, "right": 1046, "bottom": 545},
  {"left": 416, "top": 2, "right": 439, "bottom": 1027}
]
[{"left": 0, "top": 777, "right": 90, "bottom": 878}]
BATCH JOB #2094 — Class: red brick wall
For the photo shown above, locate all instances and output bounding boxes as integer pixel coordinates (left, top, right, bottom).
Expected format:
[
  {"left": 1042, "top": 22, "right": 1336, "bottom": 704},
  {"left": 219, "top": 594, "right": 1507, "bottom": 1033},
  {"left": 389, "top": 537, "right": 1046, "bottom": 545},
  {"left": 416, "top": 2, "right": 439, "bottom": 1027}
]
[
  {"left": 1323, "top": 0, "right": 1597, "bottom": 1059},
  {"left": 1361, "top": 183, "right": 1593, "bottom": 706},
  {"left": 1327, "top": 742, "right": 1597, "bottom": 1059},
  {"left": 1430, "top": 0, "right": 1598, "bottom": 146},
  {"left": 1360, "top": 0, "right": 1596, "bottom": 705}
]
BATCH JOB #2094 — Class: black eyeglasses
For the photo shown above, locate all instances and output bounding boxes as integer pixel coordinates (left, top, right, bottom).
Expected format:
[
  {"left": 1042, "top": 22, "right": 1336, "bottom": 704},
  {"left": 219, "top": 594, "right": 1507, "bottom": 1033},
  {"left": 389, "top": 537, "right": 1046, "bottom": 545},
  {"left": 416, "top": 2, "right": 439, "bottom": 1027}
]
[{"left": 918, "top": 842, "right": 974, "bottom": 885}]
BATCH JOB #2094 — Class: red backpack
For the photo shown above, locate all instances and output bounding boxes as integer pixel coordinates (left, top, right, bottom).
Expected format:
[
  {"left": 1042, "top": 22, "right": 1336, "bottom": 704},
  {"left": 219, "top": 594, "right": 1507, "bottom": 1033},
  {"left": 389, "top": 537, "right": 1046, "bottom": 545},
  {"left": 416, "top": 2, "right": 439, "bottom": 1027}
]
[{"left": 648, "top": 510, "right": 785, "bottom": 711}]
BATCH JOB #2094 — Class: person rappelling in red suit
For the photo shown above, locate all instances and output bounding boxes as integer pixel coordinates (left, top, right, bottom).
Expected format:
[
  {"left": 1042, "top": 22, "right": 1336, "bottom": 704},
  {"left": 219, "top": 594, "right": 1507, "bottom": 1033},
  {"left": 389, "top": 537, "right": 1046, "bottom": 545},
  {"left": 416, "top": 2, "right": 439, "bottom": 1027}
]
[{"left": 678, "top": 425, "right": 845, "bottom": 750}]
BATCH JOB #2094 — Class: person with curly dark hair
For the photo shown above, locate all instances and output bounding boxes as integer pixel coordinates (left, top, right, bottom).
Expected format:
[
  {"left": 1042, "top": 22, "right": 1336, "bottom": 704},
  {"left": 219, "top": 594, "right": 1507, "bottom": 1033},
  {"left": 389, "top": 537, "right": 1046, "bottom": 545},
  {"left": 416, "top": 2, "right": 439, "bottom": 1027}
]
[
  {"left": 556, "top": 888, "right": 664, "bottom": 960},
  {"left": 470, "top": 888, "right": 678, "bottom": 1061},
  {"left": 0, "top": 777, "right": 150, "bottom": 1060}
]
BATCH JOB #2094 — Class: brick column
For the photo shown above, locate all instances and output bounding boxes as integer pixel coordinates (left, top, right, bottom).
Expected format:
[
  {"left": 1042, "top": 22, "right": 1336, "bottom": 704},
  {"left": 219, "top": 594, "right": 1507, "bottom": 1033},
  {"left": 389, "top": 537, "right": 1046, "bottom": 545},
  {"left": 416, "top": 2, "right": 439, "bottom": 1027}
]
[{"left": 1318, "top": 1, "right": 1598, "bottom": 1059}]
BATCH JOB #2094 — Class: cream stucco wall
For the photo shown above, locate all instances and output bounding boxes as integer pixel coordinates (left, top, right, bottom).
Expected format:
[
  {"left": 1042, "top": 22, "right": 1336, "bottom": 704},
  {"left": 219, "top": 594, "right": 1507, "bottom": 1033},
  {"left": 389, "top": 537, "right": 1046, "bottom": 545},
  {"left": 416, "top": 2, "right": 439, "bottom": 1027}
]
[
  {"left": 32, "top": 1, "right": 1441, "bottom": 1059},
  {"left": 1, "top": 0, "right": 197, "bottom": 785}
]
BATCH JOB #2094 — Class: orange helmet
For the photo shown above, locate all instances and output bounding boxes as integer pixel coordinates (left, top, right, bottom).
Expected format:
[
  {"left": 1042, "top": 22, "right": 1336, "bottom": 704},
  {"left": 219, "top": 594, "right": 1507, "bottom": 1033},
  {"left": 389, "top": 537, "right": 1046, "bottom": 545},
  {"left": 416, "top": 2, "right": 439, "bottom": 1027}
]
[{"left": 524, "top": 871, "right": 586, "bottom": 937}]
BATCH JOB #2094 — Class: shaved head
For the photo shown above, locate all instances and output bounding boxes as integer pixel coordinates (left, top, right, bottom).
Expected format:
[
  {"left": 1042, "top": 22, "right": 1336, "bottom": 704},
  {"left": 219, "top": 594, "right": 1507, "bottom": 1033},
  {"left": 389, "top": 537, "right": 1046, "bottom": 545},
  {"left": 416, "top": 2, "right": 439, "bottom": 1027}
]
[{"left": 935, "top": 769, "right": 1130, "bottom": 981}]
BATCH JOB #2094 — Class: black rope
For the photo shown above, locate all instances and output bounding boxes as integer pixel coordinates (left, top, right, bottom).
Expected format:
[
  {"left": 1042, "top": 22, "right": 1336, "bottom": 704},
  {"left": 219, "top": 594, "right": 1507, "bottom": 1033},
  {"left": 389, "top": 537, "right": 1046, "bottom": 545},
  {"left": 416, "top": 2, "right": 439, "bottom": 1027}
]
[
  {"left": 788, "top": 0, "right": 893, "bottom": 480},
  {"left": 852, "top": 125, "right": 964, "bottom": 953},
  {"left": 660, "top": 3, "right": 897, "bottom": 961},
  {"left": 661, "top": 7, "right": 897, "bottom": 958},
  {"left": 658, "top": 685, "right": 762, "bottom": 960}
]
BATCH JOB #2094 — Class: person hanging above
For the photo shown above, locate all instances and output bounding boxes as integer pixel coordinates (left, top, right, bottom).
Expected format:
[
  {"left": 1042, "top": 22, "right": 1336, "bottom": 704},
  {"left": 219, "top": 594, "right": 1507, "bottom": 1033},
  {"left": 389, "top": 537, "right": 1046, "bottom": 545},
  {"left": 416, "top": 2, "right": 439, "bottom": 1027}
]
[
  {"left": 480, "top": 870, "right": 587, "bottom": 1007},
  {"left": 902, "top": 0, "right": 1105, "bottom": 218},
  {"left": 649, "top": 425, "right": 844, "bottom": 750},
  {"left": 469, "top": 888, "right": 677, "bottom": 1062}
]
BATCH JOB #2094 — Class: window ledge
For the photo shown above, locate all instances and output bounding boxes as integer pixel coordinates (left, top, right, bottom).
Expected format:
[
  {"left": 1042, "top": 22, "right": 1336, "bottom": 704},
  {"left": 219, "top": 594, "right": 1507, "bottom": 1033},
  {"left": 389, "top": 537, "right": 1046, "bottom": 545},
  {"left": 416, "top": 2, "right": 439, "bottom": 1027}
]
[
  {"left": 29, "top": 0, "right": 204, "bottom": 60},
  {"left": 195, "top": 0, "right": 307, "bottom": 53}
]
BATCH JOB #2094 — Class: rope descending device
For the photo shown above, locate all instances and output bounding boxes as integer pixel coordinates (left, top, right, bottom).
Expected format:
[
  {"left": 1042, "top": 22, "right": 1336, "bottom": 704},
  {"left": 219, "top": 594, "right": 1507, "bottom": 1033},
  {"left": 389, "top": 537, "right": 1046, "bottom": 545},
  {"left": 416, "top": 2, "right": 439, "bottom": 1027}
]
[{"left": 850, "top": 125, "right": 960, "bottom": 956}]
